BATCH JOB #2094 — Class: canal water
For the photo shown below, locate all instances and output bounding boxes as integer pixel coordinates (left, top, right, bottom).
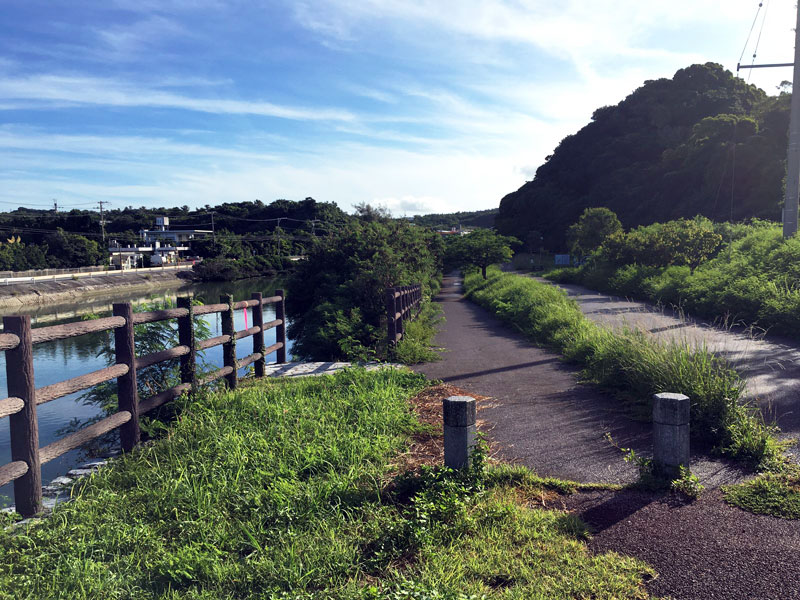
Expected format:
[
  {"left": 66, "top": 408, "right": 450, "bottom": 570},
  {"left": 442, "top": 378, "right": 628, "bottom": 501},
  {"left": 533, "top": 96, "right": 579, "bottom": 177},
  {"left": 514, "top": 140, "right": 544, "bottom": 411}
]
[{"left": 0, "top": 277, "right": 294, "bottom": 506}]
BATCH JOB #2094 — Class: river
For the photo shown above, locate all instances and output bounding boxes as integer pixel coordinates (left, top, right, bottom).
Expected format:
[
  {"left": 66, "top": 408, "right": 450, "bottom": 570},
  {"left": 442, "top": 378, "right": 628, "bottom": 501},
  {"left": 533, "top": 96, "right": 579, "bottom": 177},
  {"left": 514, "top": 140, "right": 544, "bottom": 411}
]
[{"left": 0, "top": 276, "right": 294, "bottom": 507}]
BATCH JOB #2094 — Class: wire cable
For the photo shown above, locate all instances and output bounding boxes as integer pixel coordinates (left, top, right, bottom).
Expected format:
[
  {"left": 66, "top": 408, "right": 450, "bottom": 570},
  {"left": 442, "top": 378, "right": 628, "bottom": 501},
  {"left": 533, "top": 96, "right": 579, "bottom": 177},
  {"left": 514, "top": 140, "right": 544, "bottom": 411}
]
[{"left": 738, "top": 2, "right": 764, "bottom": 69}]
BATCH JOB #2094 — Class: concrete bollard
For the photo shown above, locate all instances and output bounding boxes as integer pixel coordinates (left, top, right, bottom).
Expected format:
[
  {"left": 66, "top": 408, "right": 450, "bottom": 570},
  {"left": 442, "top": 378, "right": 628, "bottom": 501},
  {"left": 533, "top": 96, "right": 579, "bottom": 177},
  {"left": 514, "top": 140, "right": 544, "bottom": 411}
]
[
  {"left": 443, "top": 395, "right": 476, "bottom": 469},
  {"left": 652, "top": 393, "right": 690, "bottom": 477}
]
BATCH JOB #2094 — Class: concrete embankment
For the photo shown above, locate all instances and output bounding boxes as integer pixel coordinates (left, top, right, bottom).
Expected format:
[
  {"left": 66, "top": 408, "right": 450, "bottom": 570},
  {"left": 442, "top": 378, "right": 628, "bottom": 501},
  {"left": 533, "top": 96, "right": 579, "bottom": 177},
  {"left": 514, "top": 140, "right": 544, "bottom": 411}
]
[{"left": 0, "top": 271, "right": 193, "bottom": 311}]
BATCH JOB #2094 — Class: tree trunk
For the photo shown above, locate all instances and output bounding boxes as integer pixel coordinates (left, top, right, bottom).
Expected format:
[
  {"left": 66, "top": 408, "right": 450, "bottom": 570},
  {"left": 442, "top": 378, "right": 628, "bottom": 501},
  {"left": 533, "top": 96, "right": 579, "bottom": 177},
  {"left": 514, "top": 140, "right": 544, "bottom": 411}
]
[{"left": 482, "top": 265, "right": 487, "bottom": 279}]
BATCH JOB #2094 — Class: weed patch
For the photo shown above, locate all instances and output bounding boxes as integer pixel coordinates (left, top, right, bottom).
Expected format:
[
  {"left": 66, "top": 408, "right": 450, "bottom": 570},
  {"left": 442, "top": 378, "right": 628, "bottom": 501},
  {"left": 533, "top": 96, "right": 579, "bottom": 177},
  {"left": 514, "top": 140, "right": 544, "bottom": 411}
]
[{"left": 725, "top": 470, "right": 800, "bottom": 520}]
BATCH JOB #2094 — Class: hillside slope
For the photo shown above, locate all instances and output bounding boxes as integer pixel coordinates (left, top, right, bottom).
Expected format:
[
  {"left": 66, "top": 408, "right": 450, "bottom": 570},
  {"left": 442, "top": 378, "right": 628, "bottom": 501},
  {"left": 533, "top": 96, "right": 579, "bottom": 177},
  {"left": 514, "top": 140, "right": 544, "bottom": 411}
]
[{"left": 496, "top": 63, "right": 790, "bottom": 249}]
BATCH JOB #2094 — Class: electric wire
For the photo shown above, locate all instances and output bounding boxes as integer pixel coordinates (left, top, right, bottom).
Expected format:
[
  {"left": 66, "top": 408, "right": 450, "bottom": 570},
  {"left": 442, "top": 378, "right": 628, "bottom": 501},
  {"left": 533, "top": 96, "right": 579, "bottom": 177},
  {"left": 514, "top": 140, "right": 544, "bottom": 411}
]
[{"left": 738, "top": 2, "right": 765, "bottom": 69}]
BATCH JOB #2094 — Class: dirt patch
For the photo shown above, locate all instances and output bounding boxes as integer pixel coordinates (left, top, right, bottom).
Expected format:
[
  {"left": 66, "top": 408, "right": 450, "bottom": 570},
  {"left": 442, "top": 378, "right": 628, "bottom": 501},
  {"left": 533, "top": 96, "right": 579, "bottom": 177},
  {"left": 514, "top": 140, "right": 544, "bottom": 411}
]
[{"left": 391, "top": 384, "right": 488, "bottom": 473}]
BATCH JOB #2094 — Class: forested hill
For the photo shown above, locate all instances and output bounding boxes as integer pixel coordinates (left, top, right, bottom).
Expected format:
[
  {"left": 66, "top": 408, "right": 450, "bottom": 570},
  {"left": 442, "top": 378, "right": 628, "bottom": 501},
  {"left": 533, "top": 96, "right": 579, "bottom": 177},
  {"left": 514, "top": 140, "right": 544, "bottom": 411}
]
[{"left": 496, "top": 63, "right": 791, "bottom": 250}]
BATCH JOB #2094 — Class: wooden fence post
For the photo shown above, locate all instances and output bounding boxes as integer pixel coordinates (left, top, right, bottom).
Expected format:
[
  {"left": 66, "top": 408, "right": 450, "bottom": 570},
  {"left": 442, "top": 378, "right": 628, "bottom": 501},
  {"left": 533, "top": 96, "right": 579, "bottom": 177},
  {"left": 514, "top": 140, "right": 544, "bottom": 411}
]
[
  {"left": 113, "top": 303, "right": 140, "bottom": 452},
  {"left": 386, "top": 287, "right": 397, "bottom": 345},
  {"left": 177, "top": 296, "right": 196, "bottom": 389},
  {"left": 220, "top": 294, "right": 237, "bottom": 390},
  {"left": 395, "top": 287, "right": 404, "bottom": 339},
  {"left": 275, "top": 289, "right": 287, "bottom": 364},
  {"left": 4, "top": 316, "right": 42, "bottom": 517},
  {"left": 251, "top": 292, "right": 265, "bottom": 377}
]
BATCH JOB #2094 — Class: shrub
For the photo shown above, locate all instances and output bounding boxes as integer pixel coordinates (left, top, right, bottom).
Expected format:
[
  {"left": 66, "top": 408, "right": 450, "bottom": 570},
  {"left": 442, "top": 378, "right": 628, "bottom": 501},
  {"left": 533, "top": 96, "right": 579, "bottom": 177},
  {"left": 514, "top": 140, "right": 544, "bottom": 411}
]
[{"left": 287, "top": 219, "right": 443, "bottom": 361}]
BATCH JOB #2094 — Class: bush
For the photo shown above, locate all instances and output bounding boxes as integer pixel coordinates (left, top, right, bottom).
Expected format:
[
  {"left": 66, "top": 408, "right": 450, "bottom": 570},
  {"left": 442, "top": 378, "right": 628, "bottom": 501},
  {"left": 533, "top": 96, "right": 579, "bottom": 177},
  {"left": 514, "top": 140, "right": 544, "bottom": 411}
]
[{"left": 287, "top": 219, "right": 443, "bottom": 361}]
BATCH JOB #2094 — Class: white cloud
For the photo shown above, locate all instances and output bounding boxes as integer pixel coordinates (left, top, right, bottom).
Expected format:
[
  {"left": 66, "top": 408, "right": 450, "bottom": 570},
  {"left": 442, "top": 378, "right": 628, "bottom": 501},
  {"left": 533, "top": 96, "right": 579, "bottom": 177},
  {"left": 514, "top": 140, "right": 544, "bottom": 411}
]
[{"left": 0, "top": 75, "right": 356, "bottom": 122}]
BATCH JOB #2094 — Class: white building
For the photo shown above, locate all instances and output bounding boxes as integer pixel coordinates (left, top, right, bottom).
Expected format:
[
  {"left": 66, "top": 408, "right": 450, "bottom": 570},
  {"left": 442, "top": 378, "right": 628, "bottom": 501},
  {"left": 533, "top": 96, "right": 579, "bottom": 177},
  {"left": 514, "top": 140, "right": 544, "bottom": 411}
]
[{"left": 109, "top": 216, "right": 211, "bottom": 268}]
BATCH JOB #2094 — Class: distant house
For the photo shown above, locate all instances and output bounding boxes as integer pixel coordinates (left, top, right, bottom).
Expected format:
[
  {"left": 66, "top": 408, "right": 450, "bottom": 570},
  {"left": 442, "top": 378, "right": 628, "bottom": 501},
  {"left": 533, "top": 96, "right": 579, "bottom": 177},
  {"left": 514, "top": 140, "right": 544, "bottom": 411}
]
[{"left": 109, "top": 216, "right": 212, "bottom": 268}]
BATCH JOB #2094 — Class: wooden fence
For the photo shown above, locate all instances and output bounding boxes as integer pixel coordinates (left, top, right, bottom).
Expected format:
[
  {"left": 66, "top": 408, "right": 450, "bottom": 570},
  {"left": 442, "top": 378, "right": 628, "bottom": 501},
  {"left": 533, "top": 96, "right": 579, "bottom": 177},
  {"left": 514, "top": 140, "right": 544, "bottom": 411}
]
[
  {"left": 385, "top": 284, "right": 422, "bottom": 345},
  {"left": 0, "top": 290, "right": 287, "bottom": 517}
]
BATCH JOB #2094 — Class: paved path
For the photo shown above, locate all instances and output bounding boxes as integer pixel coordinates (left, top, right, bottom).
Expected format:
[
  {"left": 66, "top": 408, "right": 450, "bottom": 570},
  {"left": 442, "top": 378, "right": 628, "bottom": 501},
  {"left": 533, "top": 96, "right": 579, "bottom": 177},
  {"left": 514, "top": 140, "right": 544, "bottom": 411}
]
[
  {"left": 264, "top": 361, "right": 400, "bottom": 378},
  {"left": 546, "top": 279, "right": 800, "bottom": 447},
  {"left": 412, "top": 275, "right": 745, "bottom": 486}
]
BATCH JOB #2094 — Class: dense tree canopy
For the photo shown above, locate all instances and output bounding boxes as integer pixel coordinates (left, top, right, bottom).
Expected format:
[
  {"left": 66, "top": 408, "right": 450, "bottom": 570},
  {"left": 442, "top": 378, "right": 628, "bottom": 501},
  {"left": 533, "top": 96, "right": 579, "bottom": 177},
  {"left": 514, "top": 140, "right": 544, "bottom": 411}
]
[
  {"left": 0, "top": 198, "right": 349, "bottom": 273},
  {"left": 600, "top": 216, "right": 722, "bottom": 272},
  {"left": 287, "top": 219, "right": 443, "bottom": 361},
  {"left": 496, "top": 63, "right": 790, "bottom": 250}
]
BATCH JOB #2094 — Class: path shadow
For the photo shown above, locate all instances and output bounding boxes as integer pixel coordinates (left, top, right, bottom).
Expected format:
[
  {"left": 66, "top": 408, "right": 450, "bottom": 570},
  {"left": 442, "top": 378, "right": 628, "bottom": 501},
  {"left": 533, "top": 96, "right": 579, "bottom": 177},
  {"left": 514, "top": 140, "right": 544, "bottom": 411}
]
[{"left": 439, "top": 358, "right": 561, "bottom": 382}]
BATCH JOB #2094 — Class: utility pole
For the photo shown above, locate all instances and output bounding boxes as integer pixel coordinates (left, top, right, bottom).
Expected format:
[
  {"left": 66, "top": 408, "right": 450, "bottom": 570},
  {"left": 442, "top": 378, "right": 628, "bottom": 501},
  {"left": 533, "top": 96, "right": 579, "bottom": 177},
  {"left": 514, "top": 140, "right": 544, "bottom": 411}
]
[
  {"left": 97, "top": 201, "right": 107, "bottom": 244},
  {"left": 52, "top": 199, "right": 58, "bottom": 213},
  {"left": 784, "top": 6, "right": 800, "bottom": 238},
  {"left": 211, "top": 211, "right": 216, "bottom": 244},
  {"left": 737, "top": 5, "right": 800, "bottom": 238}
]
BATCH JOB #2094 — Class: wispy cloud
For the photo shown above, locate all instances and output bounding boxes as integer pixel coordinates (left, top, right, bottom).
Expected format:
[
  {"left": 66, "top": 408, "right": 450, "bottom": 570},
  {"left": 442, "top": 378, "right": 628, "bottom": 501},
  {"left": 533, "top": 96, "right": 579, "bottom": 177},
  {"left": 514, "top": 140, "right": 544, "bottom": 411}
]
[
  {"left": 0, "top": 74, "right": 356, "bottom": 122},
  {"left": 95, "top": 15, "right": 189, "bottom": 57}
]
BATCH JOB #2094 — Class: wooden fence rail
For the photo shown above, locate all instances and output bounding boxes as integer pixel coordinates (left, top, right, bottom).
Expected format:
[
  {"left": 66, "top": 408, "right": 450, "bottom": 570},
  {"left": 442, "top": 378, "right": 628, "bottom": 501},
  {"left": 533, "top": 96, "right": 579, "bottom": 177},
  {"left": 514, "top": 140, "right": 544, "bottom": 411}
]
[
  {"left": 385, "top": 284, "right": 423, "bottom": 346},
  {"left": 0, "top": 290, "right": 287, "bottom": 517}
]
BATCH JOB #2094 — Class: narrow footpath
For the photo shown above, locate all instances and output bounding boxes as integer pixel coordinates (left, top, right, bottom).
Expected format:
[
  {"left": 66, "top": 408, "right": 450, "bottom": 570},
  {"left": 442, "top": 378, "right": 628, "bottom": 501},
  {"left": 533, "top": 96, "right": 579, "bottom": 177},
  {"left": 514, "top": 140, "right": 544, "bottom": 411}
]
[{"left": 413, "top": 274, "right": 800, "bottom": 600}]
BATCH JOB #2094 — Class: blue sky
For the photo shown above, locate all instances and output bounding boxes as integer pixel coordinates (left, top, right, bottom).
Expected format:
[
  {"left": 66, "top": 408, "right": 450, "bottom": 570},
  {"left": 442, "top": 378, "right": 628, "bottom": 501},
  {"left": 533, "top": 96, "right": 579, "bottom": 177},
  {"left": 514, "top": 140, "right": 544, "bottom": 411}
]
[{"left": 0, "top": 0, "right": 795, "bottom": 215}]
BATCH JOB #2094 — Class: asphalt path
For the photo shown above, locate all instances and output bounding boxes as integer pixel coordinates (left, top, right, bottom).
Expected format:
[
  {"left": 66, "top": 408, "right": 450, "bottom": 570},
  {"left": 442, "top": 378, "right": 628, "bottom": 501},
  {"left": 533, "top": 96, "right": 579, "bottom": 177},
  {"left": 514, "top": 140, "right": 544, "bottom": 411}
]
[{"left": 412, "top": 275, "right": 746, "bottom": 486}]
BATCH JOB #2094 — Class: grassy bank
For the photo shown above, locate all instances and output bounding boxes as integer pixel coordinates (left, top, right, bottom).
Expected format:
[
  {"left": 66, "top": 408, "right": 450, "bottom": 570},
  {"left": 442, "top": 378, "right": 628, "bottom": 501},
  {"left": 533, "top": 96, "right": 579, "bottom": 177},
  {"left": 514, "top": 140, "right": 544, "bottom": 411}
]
[
  {"left": 546, "top": 221, "right": 800, "bottom": 340},
  {"left": 464, "top": 268, "right": 779, "bottom": 468},
  {"left": 0, "top": 368, "right": 653, "bottom": 598}
]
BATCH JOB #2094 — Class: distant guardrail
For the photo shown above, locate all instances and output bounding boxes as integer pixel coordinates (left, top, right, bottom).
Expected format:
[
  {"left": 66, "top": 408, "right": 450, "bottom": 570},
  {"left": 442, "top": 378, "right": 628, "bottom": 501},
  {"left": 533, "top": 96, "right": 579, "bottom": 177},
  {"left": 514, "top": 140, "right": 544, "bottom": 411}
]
[{"left": 0, "top": 264, "right": 194, "bottom": 286}]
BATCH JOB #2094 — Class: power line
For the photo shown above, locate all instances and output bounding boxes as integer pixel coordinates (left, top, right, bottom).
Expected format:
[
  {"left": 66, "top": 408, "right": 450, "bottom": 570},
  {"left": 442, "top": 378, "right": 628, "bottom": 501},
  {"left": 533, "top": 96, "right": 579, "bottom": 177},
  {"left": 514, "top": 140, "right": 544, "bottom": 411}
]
[{"left": 738, "top": 2, "right": 765, "bottom": 68}]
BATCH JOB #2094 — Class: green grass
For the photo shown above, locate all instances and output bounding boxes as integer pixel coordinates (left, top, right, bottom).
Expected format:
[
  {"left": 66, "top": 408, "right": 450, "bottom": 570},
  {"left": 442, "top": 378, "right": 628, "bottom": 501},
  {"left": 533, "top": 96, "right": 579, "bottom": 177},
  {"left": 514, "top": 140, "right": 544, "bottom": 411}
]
[
  {"left": 464, "top": 268, "right": 781, "bottom": 468},
  {"left": 724, "top": 470, "right": 800, "bottom": 520},
  {"left": 0, "top": 369, "right": 653, "bottom": 599},
  {"left": 392, "top": 302, "right": 445, "bottom": 365}
]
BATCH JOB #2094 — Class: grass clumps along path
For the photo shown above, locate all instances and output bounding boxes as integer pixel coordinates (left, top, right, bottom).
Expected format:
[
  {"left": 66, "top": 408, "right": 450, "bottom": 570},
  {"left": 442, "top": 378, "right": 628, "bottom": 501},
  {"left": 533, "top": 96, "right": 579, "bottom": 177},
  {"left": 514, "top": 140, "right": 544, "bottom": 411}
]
[
  {"left": 464, "top": 268, "right": 781, "bottom": 470},
  {"left": 0, "top": 368, "right": 654, "bottom": 599}
]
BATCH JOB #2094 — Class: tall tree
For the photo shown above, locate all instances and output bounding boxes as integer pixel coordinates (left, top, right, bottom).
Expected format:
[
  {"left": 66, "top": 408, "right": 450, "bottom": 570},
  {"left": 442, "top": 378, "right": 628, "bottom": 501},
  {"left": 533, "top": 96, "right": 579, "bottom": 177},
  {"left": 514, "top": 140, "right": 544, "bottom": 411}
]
[{"left": 448, "top": 229, "right": 519, "bottom": 279}]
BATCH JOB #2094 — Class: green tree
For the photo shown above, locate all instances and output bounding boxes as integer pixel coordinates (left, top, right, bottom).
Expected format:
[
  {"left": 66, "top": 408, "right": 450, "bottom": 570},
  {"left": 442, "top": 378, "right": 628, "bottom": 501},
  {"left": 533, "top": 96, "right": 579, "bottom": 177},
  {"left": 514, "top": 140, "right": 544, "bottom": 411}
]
[
  {"left": 566, "top": 207, "right": 622, "bottom": 257},
  {"left": 496, "top": 63, "right": 779, "bottom": 247},
  {"left": 448, "top": 229, "right": 519, "bottom": 279},
  {"left": 287, "top": 219, "right": 443, "bottom": 360},
  {"left": 44, "top": 230, "right": 104, "bottom": 268}
]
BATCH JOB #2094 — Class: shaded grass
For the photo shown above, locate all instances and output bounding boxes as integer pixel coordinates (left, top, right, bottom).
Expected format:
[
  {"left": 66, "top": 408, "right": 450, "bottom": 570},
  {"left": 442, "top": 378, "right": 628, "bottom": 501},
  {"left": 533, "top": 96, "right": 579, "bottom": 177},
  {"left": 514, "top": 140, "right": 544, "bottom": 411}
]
[
  {"left": 464, "top": 268, "right": 780, "bottom": 468},
  {"left": 0, "top": 369, "right": 653, "bottom": 599}
]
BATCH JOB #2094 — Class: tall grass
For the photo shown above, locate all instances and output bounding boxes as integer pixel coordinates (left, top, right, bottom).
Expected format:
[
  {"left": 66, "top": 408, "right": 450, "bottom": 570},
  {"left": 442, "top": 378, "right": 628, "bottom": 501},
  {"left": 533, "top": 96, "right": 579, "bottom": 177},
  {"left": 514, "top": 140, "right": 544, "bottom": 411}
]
[
  {"left": 465, "top": 268, "right": 780, "bottom": 467},
  {"left": 391, "top": 301, "right": 445, "bottom": 364},
  {"left": 0, "top": 368, "right": 653, "bottom": 599}
]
